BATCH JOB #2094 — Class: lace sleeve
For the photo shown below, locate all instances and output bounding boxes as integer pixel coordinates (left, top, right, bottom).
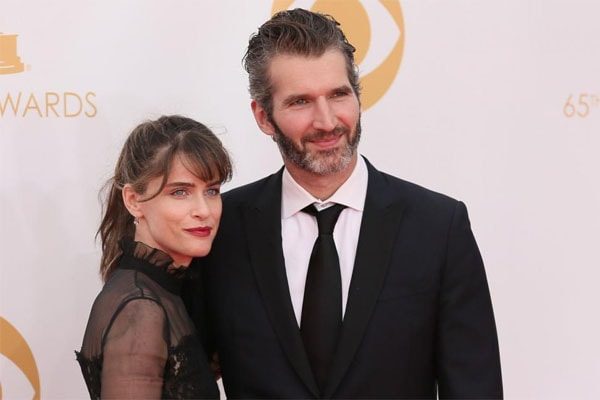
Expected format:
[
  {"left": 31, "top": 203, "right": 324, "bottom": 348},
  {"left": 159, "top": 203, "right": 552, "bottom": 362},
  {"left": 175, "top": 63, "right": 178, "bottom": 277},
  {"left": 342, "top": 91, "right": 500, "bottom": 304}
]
[{"left": 100, "top": 298, "right": 169, "bottom": 399}]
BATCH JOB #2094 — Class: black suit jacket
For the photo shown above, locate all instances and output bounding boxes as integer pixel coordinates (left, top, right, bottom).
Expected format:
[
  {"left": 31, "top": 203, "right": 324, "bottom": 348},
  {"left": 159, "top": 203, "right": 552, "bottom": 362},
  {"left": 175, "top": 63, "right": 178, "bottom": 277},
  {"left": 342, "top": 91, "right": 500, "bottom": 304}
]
[{"left": 189, "top": 159, "right": 502, "bottom": 399}]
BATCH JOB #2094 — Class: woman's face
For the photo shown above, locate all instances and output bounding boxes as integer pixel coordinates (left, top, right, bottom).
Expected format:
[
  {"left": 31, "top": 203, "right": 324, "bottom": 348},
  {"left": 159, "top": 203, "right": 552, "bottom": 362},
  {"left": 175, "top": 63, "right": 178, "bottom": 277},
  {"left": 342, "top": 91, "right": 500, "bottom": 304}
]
[{"left": 126, "top": 156, "right": 222, "bottom": 266}]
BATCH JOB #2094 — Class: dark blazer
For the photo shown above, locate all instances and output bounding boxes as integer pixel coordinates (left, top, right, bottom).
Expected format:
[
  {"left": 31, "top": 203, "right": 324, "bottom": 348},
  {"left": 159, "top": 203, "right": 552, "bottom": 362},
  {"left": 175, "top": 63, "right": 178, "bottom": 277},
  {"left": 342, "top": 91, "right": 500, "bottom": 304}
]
[{"left": 190, "top": 159, "right": 502, "bottom": 399}]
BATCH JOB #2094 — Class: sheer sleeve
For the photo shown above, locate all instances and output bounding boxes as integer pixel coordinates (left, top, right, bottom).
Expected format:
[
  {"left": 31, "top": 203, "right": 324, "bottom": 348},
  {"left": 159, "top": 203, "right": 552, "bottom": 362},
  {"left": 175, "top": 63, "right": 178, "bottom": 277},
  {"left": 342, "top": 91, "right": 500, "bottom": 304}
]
[{"left": 100, "top": 298, "right": 169, "bottom": 399}]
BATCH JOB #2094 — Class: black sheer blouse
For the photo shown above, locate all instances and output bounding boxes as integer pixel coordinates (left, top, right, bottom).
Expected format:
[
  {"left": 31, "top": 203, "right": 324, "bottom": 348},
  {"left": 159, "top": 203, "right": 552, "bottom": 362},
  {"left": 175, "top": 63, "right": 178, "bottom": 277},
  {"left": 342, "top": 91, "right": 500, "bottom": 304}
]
[{"left": 76, "top": 239, "right": 218, "bottom": 399}]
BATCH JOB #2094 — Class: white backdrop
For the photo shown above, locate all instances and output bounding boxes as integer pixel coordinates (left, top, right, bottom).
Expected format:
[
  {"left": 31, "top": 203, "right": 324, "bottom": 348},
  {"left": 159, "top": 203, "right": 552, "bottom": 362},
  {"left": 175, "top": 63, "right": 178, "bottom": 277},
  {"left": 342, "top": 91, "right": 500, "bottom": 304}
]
[{"left": 1, "top": 1, "right": 599, "bottom": 399}]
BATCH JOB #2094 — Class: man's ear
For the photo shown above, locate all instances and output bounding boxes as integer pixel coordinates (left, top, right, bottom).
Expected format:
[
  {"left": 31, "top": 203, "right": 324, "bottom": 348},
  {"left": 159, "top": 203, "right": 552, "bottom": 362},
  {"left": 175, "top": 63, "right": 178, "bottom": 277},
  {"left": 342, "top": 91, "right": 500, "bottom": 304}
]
[
  {"left": 251, "top": 100, "right": 275, "bottom": 137},
  {"left": 122, "top": 184, "right": 143, "bottom": 218}
]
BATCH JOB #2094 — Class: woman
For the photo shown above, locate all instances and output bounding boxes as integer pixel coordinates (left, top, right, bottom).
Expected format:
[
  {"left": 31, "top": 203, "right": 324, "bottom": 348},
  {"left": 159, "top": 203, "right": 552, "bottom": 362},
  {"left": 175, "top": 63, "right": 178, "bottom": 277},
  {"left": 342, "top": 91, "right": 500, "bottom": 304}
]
[{"left": 76, "top": 115, "right": 232, "bottom": 399}]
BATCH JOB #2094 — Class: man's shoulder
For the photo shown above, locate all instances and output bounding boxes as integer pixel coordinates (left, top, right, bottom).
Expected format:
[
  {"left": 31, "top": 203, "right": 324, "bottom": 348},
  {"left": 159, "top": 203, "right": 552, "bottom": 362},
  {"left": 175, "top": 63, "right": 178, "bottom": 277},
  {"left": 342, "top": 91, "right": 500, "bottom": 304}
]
[
  {"left": 370, "top": 168, "right": 467, "bottom": 229},
  {"left": 367, "top": 161, "right": 459, "bottom": 209}
]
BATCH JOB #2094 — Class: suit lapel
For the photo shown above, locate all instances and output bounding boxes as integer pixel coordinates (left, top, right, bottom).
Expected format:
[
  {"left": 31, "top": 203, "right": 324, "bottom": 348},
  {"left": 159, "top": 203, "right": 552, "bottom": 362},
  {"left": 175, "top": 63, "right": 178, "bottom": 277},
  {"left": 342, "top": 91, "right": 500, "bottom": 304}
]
[
  {"left": 324, "top": 161, "right": 406, "bottom": 397},
  {"left": 242, "top": 170, "right": 320, "bottom": 397}
]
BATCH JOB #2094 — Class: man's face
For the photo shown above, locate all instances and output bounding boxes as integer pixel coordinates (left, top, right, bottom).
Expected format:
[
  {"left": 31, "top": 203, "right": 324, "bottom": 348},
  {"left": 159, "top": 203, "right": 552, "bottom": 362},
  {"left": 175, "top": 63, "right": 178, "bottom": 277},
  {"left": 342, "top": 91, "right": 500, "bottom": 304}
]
[{"left": 252, "top": 49, "right": 361, "bottom": 176}]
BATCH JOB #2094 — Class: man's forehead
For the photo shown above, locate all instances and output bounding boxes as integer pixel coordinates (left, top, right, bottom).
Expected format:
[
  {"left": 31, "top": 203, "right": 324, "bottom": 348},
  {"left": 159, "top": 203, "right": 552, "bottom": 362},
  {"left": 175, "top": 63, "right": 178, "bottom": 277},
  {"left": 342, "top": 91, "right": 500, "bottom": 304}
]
[
  {"left": 267, "top": 50, "right": 350, "bottom": 95},
  {"left": 268, "top": 49, "right": 345, "bottom": 69}
]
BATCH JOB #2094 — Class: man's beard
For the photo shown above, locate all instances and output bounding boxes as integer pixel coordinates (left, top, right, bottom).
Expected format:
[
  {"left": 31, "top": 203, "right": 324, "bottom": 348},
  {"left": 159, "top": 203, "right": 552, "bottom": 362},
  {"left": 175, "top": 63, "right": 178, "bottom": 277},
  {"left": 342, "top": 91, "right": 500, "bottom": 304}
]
[{"left": 271, "top": 117, "right": 362, "bottom": 176}]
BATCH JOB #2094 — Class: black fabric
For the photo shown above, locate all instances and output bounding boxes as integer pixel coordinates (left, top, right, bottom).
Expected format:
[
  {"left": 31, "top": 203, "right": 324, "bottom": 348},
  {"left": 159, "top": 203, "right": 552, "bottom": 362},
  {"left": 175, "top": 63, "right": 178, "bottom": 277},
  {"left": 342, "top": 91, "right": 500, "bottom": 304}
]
[
  {"left": 76, "top": 239, "right": 218, "bottom": 399},
  {"left": 188, "top": 158, "right": 502, "bottom": 399},
  {"left": 300, "top": 204, "right": 346, "bottom": 391}
]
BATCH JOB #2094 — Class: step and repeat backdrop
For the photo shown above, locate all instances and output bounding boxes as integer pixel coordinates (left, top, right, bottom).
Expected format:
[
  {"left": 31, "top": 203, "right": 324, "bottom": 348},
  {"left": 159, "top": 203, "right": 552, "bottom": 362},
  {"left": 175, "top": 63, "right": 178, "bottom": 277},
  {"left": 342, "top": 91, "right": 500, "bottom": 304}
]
[{"left": 1, "top": 1, "right": 599, "bottom": 398}]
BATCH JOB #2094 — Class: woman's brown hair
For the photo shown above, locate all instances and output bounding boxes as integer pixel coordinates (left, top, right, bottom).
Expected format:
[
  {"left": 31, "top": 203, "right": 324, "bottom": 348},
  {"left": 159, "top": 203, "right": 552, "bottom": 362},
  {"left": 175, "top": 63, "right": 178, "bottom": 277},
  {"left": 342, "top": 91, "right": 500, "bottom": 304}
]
[{"left": 97, "top": 115, "right": 232, "bottom": 281}]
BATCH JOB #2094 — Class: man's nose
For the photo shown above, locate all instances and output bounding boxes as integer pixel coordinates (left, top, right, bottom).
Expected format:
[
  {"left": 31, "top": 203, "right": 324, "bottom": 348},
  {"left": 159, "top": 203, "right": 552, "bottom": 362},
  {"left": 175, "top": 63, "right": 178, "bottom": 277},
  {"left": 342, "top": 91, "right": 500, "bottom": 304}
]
[{"left": 312, "top": 98, "right": 336, "bottom": 132}]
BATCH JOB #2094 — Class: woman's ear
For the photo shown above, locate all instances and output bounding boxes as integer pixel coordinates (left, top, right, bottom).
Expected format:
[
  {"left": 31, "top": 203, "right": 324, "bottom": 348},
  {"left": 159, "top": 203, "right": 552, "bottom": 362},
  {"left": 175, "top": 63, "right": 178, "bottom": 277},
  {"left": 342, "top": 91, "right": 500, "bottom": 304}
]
[{"left": 122, "top": 184, "right": 143, "bottom": 218}]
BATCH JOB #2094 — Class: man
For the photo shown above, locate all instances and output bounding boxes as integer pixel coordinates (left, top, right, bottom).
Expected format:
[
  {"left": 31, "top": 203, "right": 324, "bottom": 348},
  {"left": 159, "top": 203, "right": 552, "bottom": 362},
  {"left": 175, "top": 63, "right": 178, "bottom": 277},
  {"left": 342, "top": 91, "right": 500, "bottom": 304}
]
[{"left": 193, "top": 8, "right": 502, "bottom": 399}]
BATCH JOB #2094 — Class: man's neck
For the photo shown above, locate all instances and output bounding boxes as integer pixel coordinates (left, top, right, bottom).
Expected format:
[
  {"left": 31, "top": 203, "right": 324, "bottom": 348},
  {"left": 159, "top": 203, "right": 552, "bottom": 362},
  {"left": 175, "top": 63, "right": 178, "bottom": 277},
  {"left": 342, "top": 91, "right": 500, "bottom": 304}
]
[{"left": 284, "top": 155, "right": 358, "bottom": 201}]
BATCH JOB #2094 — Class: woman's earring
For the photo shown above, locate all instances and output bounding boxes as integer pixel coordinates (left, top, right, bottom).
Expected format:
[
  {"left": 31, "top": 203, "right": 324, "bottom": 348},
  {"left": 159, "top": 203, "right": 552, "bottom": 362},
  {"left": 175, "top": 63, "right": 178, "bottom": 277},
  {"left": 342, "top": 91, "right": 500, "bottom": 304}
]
[{"left": 133, "top": 217, "right": 139, "bottom": 225}]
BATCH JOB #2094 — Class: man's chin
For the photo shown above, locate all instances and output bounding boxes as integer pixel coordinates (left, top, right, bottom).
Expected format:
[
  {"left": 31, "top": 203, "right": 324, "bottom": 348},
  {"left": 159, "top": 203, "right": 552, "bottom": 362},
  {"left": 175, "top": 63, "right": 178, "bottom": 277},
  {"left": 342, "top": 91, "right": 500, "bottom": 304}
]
[
  {"left": 275, "top": 127, "right": 358, "bottom": 175},
  {"left": 302, "top": 149, "right": 355, "bottom": 176}
]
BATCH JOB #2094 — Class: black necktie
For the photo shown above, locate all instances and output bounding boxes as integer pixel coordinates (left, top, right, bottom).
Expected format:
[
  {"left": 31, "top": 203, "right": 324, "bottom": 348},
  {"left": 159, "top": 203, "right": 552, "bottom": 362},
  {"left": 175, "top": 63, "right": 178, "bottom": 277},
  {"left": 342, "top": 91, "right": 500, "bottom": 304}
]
[{"left": 300, "top": 203, "right": 346, "bottom": 391}]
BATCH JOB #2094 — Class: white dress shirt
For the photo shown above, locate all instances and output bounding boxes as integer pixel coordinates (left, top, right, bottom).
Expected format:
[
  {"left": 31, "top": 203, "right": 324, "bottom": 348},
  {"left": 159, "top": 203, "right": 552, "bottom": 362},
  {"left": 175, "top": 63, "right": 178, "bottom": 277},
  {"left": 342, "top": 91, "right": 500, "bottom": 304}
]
[{"left": 281, "top": 156, "right": 368, "bottom": 326}]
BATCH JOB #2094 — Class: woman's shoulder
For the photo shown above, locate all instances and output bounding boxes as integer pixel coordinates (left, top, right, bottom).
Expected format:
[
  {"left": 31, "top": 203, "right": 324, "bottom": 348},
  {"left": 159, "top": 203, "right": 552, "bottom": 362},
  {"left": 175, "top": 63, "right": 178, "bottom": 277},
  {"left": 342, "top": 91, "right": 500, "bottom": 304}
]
[
  {"left": 87, "top": 269, "right": 163, "bottom": 326},
  {"left": 78, "top": 269, "right": 168, "bottom": 363}
]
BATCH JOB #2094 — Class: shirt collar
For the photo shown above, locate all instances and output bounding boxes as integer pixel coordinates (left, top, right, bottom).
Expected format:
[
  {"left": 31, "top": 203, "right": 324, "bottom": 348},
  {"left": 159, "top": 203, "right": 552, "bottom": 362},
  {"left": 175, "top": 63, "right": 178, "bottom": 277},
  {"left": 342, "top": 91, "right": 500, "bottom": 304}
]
[{"left": 281, "top": 156, "right": 368, "bottom": 219}]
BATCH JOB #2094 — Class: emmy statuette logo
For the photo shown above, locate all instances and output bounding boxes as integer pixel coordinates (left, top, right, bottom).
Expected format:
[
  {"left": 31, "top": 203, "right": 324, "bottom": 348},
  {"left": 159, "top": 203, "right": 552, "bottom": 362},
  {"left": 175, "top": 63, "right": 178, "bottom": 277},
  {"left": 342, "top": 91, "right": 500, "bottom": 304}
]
[
  {"left": 0, "top": 33, "right": 25, "bottom": 75},
  {"left": 272, "top": 0, "right": 405, "bottom": 110},
  {"left": 0, "top": 33, "right": 98, "bottom": 119},
  {"left": 0, "top": 317, "right": 41, "bottom": 400}
]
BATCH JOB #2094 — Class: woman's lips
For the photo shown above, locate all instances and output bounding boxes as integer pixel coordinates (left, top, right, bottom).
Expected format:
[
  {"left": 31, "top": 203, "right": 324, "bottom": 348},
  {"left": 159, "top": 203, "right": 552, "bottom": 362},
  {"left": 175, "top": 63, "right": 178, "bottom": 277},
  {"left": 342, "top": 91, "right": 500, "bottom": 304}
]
[{"left": 184, "top": 227, "right": 212, "bottom": 237}]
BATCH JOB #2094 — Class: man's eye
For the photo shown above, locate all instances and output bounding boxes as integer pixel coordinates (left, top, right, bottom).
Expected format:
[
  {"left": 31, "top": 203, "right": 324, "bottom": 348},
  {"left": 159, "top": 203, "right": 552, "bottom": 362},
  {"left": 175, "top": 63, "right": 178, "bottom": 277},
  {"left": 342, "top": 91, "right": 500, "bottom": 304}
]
[
  {"left": 332, "top": 90, "right": 349, "bottom": 98},
  {"left": 291, "top": 98, "right": 307, "bottom": 106}
]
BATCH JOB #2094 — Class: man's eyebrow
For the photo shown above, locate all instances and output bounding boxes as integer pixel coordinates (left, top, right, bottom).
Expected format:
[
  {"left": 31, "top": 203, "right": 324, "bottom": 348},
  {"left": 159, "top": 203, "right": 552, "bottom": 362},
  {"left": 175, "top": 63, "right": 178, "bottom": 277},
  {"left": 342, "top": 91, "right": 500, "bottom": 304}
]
[
  {"left": 282, "top": 85, "right": 353, "bottom": 106},
  {"left": 330, "top": 85, "right": 353, "bottom": 94}
]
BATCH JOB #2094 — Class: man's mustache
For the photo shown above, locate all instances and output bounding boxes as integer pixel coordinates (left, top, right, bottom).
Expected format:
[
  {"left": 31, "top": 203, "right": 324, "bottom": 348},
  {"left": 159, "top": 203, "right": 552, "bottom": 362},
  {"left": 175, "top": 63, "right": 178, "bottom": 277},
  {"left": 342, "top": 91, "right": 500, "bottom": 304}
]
[{"left": 301, "top": 126, "right": 349, "bottom": 143}]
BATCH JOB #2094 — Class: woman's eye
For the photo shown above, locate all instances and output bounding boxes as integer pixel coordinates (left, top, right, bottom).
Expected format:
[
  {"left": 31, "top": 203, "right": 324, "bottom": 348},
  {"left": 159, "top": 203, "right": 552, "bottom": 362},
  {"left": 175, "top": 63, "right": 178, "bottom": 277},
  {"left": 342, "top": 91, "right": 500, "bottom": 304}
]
[
  {"left": 171, "top": 189, "right": 188, "bottom": 197},
  {"left": 206, "top": 187, "right": 221, "bottom": 197}
]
